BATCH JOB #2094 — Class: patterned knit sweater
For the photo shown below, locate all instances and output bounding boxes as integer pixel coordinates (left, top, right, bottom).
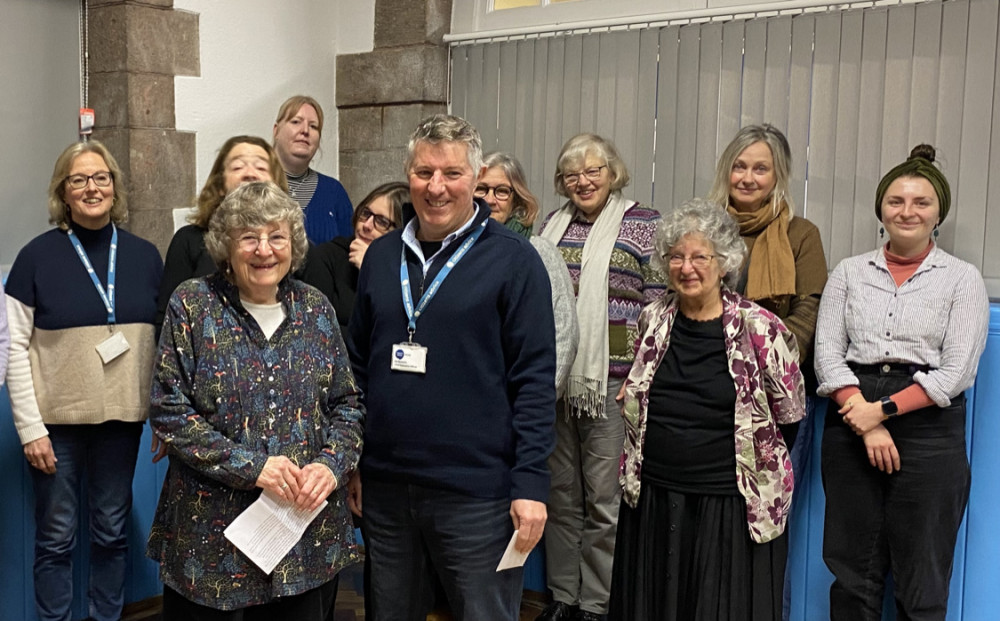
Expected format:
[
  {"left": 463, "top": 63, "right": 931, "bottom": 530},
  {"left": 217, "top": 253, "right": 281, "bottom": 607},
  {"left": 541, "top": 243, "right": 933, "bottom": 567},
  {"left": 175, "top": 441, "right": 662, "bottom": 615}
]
[{"left": 541, "top": 203, "right": 668, "bottom": 378}]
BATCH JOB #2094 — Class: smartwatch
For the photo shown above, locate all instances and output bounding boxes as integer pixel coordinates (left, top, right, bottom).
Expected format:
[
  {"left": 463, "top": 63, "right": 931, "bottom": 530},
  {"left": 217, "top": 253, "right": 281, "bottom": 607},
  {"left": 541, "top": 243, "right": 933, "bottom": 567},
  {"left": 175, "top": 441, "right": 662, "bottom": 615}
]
[{"left": 880, "top": 396, "right": 898, "bottom": 417}]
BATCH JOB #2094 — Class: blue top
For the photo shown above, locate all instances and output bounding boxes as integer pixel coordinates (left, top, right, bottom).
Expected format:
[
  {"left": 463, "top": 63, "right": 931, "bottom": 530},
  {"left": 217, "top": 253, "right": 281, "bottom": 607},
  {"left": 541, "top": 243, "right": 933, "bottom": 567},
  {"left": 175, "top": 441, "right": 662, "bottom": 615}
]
[
  {"left": 304, "top": 173, "right": 354, "bottom": 244},
  {"left": 347, "top": 200, "right": 557, "bottom": 503},
  {"left": 5, "top": 222, "right": 162, "bottom": 330}
]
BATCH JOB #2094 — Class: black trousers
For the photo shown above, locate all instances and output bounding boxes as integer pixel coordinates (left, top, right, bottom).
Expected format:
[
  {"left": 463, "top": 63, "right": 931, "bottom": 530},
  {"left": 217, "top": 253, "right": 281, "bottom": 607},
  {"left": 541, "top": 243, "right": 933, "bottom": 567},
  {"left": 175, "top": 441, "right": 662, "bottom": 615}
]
[
  {"left": 821, "top": 370, "right": 970, "bottom": 621},
  {"left": 162, "top": 576, "right": 339, "bottom": 621}
]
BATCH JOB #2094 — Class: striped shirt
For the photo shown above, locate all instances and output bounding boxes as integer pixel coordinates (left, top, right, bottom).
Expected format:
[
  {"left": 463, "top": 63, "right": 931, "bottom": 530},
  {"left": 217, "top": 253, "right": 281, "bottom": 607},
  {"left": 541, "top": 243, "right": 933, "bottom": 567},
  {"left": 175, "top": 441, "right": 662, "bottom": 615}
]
[
  {"left": 814, "top": 244, "right": 989, "bottom": 407},
  {"left": 286, "top": 168, "right": 319, "bottom": 210},
  {"left": 541, "top": 203, "right": 668, "bottom": 377}
]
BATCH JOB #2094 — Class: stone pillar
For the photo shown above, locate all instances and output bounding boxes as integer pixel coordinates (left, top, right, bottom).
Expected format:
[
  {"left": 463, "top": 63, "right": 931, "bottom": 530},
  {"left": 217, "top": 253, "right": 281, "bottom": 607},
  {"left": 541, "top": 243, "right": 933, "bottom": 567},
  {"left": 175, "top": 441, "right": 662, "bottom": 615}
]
[
  {"left": 336, "top": 0, "right": 452, "bottom": 202},
  {"left": 87, "top": 0, "right": 199, "bottom": 254}
]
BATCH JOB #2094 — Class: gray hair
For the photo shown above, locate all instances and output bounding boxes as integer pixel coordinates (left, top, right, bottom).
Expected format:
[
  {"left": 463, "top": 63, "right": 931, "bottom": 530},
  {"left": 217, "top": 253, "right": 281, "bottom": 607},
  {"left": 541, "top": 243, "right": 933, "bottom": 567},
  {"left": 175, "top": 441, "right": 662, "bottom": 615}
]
[
  {"left": 482, "top": 151, "right": 539, "bottom": 227},
  {"left": 708, "top": 123, "right": 794, "bottom": 214},
  {"left": 655, "top": 198, "right": 746, "bottom": 288},
  {"left": 405, "top": 114, "right": 483, "bottom": 174},
  {"left": 204, "top": 181, "right": 309, "bottom": 273},
  {"left": 553, "top": 133, "right": 630, "bottom": 198}
]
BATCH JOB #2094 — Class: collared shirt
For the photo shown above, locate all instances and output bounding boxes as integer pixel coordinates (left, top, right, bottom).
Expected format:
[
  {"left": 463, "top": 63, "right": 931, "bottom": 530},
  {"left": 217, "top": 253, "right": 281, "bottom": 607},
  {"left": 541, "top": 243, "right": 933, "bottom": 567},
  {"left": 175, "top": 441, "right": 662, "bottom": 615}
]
[
  {"left": 814, "top": 244, "right": 989, "bottom": 407},
  {"left": 401, "top": 205, "right": 479, "bottom": 275},
  {"left": 620, "top": 287, "right": 805, "bottom": 544},
  {"left": 148, "top": 273, "right": 363, "bottom": 610}
]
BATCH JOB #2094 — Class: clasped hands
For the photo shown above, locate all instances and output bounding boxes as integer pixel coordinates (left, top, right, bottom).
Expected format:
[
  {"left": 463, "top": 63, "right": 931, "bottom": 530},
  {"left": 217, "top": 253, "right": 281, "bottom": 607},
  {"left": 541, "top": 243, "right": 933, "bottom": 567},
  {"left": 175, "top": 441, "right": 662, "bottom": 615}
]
[
  {"left": 256, "top": 455, "right": 337, "bottom": 512},
  {"left": 839, "top": 398, "right": 901, "bottom": 474}
]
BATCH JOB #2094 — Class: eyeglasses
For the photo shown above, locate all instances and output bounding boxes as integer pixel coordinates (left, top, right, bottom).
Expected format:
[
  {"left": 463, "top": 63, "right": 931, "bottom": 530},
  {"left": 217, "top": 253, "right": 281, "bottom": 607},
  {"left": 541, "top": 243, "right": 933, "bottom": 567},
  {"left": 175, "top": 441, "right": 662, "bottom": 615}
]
[
  {"left": 667, "top": 254, "right": 716, "bottom": 269},
  {"left": 357, "top": 206, "right": 396, "bottom": 233},
  {"left": 233, "top": 232, "right": 290, "bottom": 252},
  {"left": 561, "top": 165, "right": 607, "bottom": 188},
  {"left": 474, "top": 184, "right": 513, "bottom": 201},
  {"left": 65, "top": 172, "right": 113, "bottom": 190}
]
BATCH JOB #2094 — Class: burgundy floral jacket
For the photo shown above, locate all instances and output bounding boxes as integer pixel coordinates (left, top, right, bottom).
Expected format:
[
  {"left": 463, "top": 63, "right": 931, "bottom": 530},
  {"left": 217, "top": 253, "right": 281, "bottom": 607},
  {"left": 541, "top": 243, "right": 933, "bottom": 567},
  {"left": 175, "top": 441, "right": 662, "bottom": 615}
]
[{"left": 620, "top": 287, "right": 805, "bottom": 543}]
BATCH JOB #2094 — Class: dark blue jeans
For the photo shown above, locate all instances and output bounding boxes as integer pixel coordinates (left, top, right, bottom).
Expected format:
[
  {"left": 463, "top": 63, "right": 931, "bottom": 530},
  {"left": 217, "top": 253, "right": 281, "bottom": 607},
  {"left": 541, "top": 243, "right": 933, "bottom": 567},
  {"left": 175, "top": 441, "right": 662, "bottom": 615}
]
[
  {"left": 363, "top": 478, "right": 524, "bottom": 621},
  {"left": 821, "top": 371, "right": 969, "bottom": 621},
  {"left": 30, "top": 421, "right": 142, "bottom": 621}
]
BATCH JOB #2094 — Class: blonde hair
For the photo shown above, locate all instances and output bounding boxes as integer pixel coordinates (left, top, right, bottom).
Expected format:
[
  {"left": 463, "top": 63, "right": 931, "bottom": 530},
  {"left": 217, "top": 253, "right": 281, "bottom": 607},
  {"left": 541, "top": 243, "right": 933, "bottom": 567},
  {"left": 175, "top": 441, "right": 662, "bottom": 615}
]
[{"left": 47, "top": 140, "right": 128, "bottom": 230}]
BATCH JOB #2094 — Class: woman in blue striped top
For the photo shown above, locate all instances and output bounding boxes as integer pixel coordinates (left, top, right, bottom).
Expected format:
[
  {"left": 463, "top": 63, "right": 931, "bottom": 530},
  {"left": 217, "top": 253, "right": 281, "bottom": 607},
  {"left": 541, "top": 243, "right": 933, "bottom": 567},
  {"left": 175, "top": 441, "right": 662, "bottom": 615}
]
[{"left": 814, "top": 144, "right": 990, "bottom": 621}]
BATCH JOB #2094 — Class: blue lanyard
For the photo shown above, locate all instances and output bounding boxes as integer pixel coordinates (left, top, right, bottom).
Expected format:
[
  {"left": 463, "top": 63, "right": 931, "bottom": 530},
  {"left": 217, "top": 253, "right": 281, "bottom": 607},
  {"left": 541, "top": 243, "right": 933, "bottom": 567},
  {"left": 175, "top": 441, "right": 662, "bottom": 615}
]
[
  {"left": 67, "top": 225, "right": 118, "bottom": 325},
  {"left": 400, "top": 219, "right": 487, "bottom": 339}
]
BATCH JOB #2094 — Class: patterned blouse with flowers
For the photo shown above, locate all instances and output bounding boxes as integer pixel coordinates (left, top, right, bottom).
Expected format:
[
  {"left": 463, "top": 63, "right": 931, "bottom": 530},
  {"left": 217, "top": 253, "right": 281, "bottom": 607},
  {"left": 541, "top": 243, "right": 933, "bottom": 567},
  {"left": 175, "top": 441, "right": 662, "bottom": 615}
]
[
  {"left": 147, "top": 273, "right": 364, "bottom": 610},
  {"left": 620, "top": 287, "right": 805, "bottom": 543}
]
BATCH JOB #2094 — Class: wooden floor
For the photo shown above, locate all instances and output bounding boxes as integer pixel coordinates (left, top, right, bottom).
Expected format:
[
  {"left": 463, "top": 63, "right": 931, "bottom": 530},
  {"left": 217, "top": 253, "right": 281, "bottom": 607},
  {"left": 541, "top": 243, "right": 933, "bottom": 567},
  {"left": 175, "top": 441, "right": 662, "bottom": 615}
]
[{"left": 122, "top": 561, "right": 548, "bottom": 621}]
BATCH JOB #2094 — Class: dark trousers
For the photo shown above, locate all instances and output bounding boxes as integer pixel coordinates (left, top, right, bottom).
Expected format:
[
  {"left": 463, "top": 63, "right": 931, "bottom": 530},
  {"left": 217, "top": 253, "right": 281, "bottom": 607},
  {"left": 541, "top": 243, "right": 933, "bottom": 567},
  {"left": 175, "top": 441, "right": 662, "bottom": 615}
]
[
  {"left": 162, "top": 578, "right": 339, "bottom": 621},
  {"left": 821, "top": 371, "right": 970, "bottom": 621},
  {"left": 363, "top": 478, "right": 524, "bottom": 621}
]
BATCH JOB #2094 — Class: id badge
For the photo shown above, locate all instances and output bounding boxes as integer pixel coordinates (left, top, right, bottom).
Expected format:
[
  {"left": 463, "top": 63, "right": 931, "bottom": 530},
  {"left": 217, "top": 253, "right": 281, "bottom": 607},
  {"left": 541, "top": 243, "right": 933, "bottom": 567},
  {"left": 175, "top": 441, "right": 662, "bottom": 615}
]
[
  {"left": 96, "top": 331, "right": 130, "bottom": 364},
  {"left": 390, "top": 342, "right": 427, "bottom": 374}
]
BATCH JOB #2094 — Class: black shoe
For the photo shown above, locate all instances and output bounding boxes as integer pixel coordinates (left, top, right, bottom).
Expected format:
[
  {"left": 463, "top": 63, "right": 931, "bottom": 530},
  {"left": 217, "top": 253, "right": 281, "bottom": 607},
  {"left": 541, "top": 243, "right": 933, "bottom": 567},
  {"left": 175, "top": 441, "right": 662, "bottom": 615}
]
[
  {"left": 575, "top": 611, "right": 605, "bottom": 621},
  {"left": 536, "top": 601, "right": 579, "bottom": 621}
]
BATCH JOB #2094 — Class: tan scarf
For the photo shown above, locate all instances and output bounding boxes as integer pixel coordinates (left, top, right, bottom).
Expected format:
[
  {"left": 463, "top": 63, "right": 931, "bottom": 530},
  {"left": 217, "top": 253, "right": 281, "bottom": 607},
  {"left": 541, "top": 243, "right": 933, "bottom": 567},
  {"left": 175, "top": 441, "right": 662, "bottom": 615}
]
[{"left": 727, "top": 199, "right": 796, "bottom": 301}]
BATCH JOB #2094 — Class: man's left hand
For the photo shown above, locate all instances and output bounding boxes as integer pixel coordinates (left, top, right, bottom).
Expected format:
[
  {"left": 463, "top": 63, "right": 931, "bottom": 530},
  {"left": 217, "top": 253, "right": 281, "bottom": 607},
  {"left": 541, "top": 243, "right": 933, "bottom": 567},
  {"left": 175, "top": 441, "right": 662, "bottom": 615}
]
[{"left": 509, "top": 499, "right": 547, "bottom": 554}]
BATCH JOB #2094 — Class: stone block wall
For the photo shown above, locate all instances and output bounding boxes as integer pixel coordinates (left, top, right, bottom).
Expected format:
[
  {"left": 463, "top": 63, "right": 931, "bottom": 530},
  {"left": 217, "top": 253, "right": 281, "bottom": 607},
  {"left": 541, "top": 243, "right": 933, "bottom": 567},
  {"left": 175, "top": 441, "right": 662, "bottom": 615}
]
[
  {"left": 88, "top": 0, "right": 198, "bottom": 254},
  {"left": 336, "top": 0, "right": 452, "bottom": 202}
]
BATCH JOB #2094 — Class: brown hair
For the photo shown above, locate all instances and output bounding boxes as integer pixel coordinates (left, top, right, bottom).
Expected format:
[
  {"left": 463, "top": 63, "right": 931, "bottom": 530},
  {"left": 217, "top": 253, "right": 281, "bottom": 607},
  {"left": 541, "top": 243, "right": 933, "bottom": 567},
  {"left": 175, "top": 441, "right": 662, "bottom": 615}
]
[{"left": 189, "top": 136, "right": 287, "bottom": 229}]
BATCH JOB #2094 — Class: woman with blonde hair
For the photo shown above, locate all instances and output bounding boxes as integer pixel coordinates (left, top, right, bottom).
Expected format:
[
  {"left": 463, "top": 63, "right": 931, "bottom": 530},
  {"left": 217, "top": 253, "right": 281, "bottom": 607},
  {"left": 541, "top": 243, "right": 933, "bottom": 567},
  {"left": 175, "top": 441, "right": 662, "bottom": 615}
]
[
  {"left": 273, "top": 95, "right": 354, "bottom": 242},
  {"left": 5, "top": 140, "right": 162, "bottom": 621}
]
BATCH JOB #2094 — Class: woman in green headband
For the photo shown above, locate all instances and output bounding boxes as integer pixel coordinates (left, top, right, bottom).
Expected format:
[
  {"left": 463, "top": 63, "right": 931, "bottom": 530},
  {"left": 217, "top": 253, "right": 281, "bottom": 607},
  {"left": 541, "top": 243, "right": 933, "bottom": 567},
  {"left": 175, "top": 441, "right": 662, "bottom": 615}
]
[{"left": 814, "top": 144, "right": 989, "bottom": 620}]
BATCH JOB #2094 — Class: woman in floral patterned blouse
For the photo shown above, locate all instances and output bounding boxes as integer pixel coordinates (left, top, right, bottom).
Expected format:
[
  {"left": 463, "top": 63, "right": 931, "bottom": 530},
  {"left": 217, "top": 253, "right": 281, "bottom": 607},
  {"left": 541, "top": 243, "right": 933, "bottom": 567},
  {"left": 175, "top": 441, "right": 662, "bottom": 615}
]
[
  {"left": 148, "top": 181, "right": 364, "bottom": 620},
  {"left": 609, "top": 199, "right": 805, "bottom": 621}
]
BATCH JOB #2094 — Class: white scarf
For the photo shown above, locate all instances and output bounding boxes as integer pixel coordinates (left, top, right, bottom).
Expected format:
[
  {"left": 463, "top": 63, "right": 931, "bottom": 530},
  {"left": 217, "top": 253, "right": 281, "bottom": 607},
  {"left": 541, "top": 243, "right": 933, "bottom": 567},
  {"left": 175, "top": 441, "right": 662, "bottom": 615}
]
[{"left": 541, "top": 192, "right": 630, "bottom": 418}]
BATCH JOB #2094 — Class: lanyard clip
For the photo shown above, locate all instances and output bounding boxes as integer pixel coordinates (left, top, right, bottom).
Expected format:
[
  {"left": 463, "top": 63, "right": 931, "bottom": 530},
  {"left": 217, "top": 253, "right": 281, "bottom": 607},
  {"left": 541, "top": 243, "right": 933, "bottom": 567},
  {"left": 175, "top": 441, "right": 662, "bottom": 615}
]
[{"left": 407, "top": 327, "right": 415, "bottom": 344}]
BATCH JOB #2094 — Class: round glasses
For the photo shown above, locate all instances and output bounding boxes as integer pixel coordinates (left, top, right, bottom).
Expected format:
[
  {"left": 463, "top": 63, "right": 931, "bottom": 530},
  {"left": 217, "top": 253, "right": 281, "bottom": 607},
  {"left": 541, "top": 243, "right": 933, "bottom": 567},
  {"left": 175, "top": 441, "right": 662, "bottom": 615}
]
[
  {"left": 65, "top": 172, "right": 113, "bottom": 190},
  {"left": 474, "top": 184, "right": 513, "bottom": 201},
  {"left": 357, "top": 206, "right": 396, "bottom": 233},
  {"left": 233, "top": 232, "right": 290, "bottom": 252}
]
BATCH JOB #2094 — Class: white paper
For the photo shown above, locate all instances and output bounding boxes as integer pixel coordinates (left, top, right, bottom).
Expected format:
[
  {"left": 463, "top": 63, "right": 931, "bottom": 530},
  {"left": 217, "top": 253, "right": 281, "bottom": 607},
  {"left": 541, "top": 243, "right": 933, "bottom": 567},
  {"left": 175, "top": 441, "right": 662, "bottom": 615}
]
[
  {"left": 224, "top": 491, "right": 327, "bottom": 574},
  {"left": 495, "top": 529, "right": 530, "bottom": 572}
]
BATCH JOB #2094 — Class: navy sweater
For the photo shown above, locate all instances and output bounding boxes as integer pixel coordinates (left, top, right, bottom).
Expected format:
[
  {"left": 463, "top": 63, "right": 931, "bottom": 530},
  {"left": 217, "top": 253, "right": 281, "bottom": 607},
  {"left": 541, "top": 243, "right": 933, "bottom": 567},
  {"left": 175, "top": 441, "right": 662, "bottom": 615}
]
[
  {"left": 348, "top": 202, "right": 556, "bottom": 502},
  {"left": 6, "top": 222, "right": 162, "bottom": 330}
]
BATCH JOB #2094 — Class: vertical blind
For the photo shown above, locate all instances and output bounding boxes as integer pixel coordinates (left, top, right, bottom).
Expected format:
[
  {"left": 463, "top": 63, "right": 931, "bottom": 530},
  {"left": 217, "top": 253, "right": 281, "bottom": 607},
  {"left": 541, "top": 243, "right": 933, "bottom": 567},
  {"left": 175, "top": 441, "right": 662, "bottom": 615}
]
[{"left": 450, "top": 0, "right": 1000, "bottom": 297}]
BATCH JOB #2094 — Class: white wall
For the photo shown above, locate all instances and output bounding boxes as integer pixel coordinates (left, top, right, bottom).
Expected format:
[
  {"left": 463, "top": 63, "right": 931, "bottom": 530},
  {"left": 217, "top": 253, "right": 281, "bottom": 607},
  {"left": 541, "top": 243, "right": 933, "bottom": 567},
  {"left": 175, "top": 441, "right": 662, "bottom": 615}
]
[
  {"left": 174, "top": 0, "right": 376, "bottom": 211},
  {"left": 0, "top": 0, "right": 81, "bottom": 270}
]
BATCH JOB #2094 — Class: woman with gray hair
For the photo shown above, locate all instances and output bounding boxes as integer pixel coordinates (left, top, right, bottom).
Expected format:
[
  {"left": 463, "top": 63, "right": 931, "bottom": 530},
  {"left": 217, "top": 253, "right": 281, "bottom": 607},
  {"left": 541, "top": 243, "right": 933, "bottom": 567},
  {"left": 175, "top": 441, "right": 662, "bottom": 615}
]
[
  {"left": 610, "top": 199, "right": 805, "bottom": 621},
  {"left": 148, "top": 181, "right": 363, "bottom": 620},
  {"left": 538, "top": 134, "right": 666, "bottom": 621}
]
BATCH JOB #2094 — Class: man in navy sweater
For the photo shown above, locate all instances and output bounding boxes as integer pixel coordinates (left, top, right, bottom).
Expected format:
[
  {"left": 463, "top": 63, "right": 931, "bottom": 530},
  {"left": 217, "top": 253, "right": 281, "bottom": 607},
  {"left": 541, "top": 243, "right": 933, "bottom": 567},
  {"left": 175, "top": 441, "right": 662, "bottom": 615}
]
[{"left": 348, "top": 114, "right": 557, "bottom": 620}]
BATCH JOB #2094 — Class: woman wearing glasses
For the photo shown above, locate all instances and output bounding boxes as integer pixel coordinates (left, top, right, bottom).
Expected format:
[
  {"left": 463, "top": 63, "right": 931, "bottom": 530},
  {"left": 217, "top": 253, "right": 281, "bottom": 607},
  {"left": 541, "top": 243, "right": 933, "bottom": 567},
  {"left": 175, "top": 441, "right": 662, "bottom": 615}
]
[
  {"left": 477, "top": 152, "right": 540, "bottom": 238},
  {"left": 537, "top": 134, "right": 667, "bottom": 621},
  {"left": 148, "top": 182, "right": 363, "bottom": 620},
  {"left": 301, "top": 181, "right": 407, "bottom": 327},
  {"left": 610, "top": 200, "right": 805, "bottom": 621},
  {"left": 157, "top": 135, "right": 287, "bottom": 330},
  {"left": 4, "top": 140, "right": 162, "bottom": 621}
]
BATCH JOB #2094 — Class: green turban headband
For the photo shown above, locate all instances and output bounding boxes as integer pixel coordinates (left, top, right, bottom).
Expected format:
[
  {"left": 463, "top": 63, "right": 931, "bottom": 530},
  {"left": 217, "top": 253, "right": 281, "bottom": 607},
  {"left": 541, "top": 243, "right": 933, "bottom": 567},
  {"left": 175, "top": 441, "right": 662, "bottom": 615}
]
[{"left": 875, "top": 150, "right": 951, "bottom": 223}]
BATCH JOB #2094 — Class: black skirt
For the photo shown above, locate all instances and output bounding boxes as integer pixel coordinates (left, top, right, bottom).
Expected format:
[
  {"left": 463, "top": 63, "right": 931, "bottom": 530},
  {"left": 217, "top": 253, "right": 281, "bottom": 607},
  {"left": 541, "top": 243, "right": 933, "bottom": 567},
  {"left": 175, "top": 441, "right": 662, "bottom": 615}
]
[{"left": 608, "top": 481, "right": 786, "bottom": 621}]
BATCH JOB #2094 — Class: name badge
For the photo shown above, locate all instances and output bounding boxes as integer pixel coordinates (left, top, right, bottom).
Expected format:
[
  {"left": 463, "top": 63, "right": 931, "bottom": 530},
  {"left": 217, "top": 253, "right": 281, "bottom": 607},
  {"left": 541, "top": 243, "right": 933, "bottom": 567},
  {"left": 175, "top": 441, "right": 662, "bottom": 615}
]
[
  {"left": 390, "top": 342, "right": 427, "bottom": 374},
  {"left": 96, "top": 331, "right": 130, "bottom": 364}
]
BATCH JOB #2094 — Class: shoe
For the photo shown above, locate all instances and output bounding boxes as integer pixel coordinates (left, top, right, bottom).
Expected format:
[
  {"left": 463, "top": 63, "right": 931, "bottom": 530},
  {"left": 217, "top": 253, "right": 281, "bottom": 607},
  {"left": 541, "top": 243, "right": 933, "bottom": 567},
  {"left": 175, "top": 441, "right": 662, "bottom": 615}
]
[
  {"left": 575, "top": 612, "right": 605, "bottom": 621},
  {"left": 536, "top": 601, "right": 578, "bottom": 621}
]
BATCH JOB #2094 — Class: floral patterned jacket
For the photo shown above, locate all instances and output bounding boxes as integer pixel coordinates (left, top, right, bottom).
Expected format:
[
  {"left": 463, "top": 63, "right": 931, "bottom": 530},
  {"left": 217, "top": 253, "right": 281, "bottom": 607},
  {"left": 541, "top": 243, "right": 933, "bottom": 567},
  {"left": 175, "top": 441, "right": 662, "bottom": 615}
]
[
  {"left": 147, "top": 273, "right": 364, "bottom": 610},
  {"left": 620, "top": 287, "right": 805, "bottom": 543}
]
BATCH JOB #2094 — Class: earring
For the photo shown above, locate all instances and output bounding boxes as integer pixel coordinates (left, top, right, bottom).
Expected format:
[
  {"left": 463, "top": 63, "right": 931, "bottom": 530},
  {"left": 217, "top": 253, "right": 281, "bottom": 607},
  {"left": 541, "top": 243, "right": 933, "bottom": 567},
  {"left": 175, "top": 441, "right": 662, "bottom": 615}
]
[
  {"left": 879, "top": 226, "right": 885, "bottom": 239},
  {"left": 933, "top": 225, "right": 940, "bottom": 239}
]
